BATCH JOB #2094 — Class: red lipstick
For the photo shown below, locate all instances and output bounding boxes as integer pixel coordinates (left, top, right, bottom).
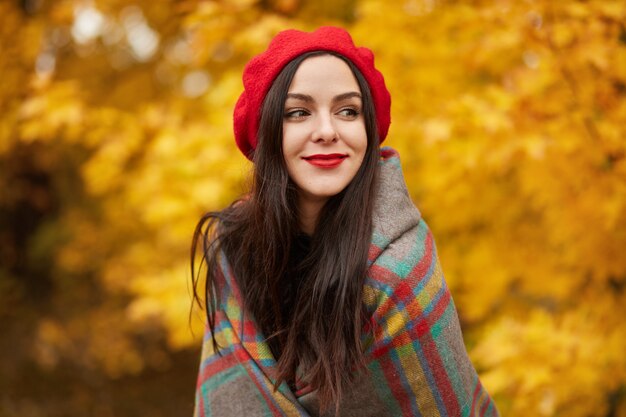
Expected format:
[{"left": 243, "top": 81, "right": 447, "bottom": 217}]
[{"left": 302, "top": 153, "right": 347, "bottom": 168}]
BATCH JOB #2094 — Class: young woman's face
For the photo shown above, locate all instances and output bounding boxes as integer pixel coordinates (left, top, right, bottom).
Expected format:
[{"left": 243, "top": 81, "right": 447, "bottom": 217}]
[{"left": 282, "top": 55, "right": 367, "bottom": 210}]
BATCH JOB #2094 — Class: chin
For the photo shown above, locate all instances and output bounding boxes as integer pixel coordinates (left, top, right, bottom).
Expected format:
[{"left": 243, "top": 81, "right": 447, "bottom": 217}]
[
  {"left": 296, "top": 183, "right": 341, "bottom": 201},
  {"left": 309, "top": 185, "right": 349, "bottom": 200}
]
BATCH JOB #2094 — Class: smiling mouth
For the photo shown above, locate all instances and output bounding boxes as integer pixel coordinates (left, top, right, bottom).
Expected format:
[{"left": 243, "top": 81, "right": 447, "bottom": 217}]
[{"left": 302, "top": 153, "right": 348, "bottom": 168}]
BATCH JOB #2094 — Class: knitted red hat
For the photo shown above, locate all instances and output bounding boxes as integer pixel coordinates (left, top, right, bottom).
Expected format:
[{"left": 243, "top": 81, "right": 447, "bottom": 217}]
[{"left": 233, "top": 26, "right": 391, "bottom": 160}]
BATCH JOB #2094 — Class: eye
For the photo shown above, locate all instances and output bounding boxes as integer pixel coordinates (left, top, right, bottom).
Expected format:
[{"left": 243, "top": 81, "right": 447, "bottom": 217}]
[
  {"left": 337, "top": 107, "right": 360, "bottom": 118},
  {"left": 284, "top": 109, "right": 310, "bottom": 120}
]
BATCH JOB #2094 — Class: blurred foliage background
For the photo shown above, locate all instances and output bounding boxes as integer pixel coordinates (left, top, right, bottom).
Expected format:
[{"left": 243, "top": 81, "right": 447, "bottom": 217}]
[{"left": 1, "top": 0, "right": 625, "bottom": 415}]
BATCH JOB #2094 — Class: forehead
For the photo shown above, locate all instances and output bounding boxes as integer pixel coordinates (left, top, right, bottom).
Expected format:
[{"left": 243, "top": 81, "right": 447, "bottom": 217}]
[{"left": 287, "top": 54, "right": 361, "bottom": 94}]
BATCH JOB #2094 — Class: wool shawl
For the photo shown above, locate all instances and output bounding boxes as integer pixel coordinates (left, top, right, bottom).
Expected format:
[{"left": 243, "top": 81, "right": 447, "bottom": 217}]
[{"left": 194, "top": 147, "right": 499, "bottom": 417}]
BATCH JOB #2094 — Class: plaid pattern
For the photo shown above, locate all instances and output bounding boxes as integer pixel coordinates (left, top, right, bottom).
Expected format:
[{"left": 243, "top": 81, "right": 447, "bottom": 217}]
[{"left": 194, "top": 148, "right": 498, "bottom": 416}]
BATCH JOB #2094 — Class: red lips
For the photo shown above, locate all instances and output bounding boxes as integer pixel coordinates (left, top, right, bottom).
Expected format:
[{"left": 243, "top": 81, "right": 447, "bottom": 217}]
[{"left": 302, "top": 153, "right": 348, "bottom": 168}]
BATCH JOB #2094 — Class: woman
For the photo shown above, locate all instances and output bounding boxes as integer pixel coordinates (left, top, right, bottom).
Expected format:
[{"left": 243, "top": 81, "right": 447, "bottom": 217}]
[{"left": 191, "top": 26, "right": 498, "bottom": 417}]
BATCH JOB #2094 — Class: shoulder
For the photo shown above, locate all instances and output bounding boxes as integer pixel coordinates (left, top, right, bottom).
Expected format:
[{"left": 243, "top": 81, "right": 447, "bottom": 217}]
[
  {"left": 365, "top": 152, "right": 448, "bottom": 321},
  {"left": 367, "top": 147, "right": 439, "bottom": 291},
  {"left": 363, "top": 217, "right": 452, "bottom": 355},
  {"left": 366, "top": 218, "right": 443, "bottom": 297}
]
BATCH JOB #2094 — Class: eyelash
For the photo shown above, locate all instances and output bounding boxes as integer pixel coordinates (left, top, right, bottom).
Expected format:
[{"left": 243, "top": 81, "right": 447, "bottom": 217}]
[
  {"left": 283, "top": 107, "right": 361, "bottom": 120},
  {"left": 284, "top": 109, "right": 310, "bottom": 119},
  {"left": 338, "top": 107, "right": 360, "bottom": 117}
]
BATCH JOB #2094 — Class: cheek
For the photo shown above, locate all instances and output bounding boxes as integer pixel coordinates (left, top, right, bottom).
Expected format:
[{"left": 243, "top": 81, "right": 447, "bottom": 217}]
[
  {"left": 281, "top": 125, "right": 300, "bottom": 157},
  {"left": 350, "top": 124, "right": 368, "bottom": 154}
]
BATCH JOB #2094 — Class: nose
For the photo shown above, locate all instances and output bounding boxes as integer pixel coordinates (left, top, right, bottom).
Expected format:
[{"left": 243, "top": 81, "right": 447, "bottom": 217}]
[{"left": 312, "top": 113, "right": 338, "bottom": 143}]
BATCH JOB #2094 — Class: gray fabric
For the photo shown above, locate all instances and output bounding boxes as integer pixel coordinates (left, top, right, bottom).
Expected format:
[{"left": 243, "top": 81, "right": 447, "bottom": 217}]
[
  {"left": 208, "top": 371, "right": 269, "bottom": 416},
  {"left": 298, "top": 372, "right": 392, "bottom": 417},
  {"left": 193, "top": 152, "right": 500, "bottom": 416},
  {"left": 294, "top": 157, "right": 420, "bottom": 416},
  {"left": 372, "top": 156, "right": 421, "bottom": 253}
]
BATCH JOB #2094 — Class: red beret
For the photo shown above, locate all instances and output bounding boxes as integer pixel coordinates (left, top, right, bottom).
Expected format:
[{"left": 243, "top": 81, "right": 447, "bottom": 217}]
[{"left": 233, "top": 26, "right": 391, "bottom": 160}]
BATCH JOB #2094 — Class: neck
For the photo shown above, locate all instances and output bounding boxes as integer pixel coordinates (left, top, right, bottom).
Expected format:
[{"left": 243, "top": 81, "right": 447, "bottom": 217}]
[{"left": 297, "top": 194, "right": 327, "bottom": 235}]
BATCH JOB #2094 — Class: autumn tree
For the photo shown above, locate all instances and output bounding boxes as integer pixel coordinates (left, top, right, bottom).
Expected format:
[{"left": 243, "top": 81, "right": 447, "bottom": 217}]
[{"left": 1, "top": 0, "right": 624, "bottom": 415}]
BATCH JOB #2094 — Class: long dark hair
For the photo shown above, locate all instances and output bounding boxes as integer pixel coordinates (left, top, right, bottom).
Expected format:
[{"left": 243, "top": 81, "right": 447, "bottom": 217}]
[{"left": 191, "top": 51, "right": 380, "bottom": 412}]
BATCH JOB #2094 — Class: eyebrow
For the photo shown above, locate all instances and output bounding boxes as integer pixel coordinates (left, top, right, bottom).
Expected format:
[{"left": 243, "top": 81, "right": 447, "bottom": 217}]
[{"left": 285, "top": 91, "right": 362, "bottom": 103}]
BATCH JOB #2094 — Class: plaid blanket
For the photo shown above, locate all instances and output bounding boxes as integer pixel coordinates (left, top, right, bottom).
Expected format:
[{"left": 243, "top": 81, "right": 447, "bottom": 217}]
[{"left": 194, "top": 147, "right": 498, "bottom": 416}]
